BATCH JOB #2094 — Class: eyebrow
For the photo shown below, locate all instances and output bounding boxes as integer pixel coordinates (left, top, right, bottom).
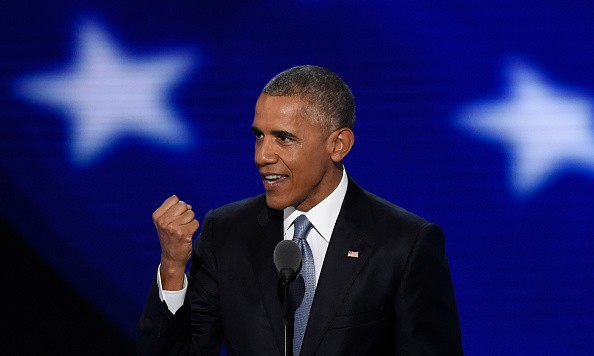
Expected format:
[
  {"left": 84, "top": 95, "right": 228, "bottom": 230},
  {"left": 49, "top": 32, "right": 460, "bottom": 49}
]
[
  {"left": 251, "top": 126, "right": 299, "bottom": 140},
  {"left": 271, "top": 130, "right": 298, "bottom": 140}
]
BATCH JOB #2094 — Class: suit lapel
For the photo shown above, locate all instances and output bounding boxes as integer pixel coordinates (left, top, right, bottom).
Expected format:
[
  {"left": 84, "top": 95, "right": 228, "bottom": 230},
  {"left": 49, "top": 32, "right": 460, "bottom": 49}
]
[
  {"left": 250, "top": 204, "right": 285, "bottom": 354},
  {"left": 301, "top": 179, "right": 375, "bottom": 354}
]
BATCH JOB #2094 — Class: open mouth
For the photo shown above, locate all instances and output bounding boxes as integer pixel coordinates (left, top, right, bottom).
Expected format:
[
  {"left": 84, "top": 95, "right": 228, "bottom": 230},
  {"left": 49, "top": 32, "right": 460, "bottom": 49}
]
[{"left": 262, "top": 174, "right": 287, "bottom": 185}]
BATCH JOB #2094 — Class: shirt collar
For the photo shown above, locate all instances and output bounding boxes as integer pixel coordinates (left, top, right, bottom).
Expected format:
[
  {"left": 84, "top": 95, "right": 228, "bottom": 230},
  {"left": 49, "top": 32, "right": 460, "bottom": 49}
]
[{"left": 283, "top": 167, "right": 349, "bottom": 242}]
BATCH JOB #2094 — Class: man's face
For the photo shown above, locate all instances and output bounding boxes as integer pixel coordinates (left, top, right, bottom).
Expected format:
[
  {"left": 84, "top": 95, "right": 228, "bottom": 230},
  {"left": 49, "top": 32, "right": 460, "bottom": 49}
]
[{"left": 252, "top": 94, "right": 339, "bottom": 211}]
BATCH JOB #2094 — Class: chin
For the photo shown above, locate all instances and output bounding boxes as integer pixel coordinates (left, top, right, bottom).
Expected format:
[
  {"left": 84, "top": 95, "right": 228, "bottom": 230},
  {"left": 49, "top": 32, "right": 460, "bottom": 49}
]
[{"left": 265, "top": 195, "right": 289, "bottom": 211}]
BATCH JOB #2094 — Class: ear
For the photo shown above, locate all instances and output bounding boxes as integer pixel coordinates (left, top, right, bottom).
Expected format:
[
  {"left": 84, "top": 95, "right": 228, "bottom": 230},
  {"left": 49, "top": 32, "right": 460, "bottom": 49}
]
[{"left": 328, "top": 128, "right": 354, "bottom": 163}]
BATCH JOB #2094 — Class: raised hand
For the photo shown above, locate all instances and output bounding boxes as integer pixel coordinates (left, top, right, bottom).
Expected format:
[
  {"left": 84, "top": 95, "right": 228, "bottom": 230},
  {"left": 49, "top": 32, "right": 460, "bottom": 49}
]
[{"left": 152, "top": 195, "right": 200, "bottom": 290}]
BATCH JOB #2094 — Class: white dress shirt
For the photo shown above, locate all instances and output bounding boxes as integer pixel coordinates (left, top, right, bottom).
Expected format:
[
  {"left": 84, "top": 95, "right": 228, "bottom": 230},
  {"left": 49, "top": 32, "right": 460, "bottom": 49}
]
[
  {"left": 159, "top": 167, "right": 349, "bottom": 314},
  {"left": 282, "top": 167, "right": 348, "bottom": 285}
]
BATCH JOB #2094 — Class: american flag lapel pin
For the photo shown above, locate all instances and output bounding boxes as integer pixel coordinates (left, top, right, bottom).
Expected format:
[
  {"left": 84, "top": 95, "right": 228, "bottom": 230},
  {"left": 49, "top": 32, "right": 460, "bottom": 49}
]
[{"left": 347, "top": 250, "right": 359, "bottom": 258}]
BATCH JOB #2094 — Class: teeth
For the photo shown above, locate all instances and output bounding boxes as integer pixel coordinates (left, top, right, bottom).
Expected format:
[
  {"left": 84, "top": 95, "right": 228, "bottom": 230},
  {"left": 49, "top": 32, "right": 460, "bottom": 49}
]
[{"left": 265, "top": 175, "right": 282, "bottom": 180}]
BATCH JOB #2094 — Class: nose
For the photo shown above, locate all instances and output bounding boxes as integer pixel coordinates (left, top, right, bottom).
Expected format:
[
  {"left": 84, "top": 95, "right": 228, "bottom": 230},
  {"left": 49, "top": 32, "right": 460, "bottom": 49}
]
[{"left": 255, "top": 137, "right": 277, "bottom": 167}]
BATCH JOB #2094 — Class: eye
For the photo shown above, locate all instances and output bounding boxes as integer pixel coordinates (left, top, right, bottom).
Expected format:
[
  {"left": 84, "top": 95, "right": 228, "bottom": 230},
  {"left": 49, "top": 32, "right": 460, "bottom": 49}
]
[
  {"left": 253, "top": 130, "right": 263, "bottom": 140},
  {"left": 275, "top": 131, "right": 297, "bottom": 143}
]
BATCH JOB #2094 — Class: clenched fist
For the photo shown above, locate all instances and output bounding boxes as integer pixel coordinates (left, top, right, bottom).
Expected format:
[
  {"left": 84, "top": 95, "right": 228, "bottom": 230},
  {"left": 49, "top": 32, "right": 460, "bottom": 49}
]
[{"left": 152, "top": 195, "right": 200, "bottom": 291}]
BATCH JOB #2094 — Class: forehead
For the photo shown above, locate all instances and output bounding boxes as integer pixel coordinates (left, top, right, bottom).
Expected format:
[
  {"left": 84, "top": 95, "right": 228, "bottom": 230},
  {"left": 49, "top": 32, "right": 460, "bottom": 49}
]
[
  {"left": 253, "top": 94, "right": 329, "bottom": 144},
  {"left": 254, "top": 94, "right": 306, "bottom": 120},
  {"left": 254, "top": 94, "right": 309, "bottom": 129}
]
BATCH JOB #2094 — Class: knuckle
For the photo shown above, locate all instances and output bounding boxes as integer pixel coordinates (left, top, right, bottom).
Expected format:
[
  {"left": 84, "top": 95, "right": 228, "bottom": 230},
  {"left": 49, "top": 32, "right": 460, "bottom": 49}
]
[
  {"left": 155, "top": 215, "right": 168, "bottom": 228},
  {"left": 165, "top": 222, "right": 181, "bottom": 235}
]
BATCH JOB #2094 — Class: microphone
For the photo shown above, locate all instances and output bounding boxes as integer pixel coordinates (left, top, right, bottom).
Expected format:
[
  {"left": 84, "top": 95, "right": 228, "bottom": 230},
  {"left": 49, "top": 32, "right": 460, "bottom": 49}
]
[
  {"left": 274, "top": 240, "right": 302, "bottom": 356},
  {"left": 273, "top": 240, "right": 302, "bottom": 284}
]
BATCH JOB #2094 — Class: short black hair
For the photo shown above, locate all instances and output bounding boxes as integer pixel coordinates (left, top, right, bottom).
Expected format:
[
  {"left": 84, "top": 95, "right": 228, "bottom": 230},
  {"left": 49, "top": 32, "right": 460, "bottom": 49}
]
[{"left": 262, "top": 65, "right": 355, "bottom": 135}]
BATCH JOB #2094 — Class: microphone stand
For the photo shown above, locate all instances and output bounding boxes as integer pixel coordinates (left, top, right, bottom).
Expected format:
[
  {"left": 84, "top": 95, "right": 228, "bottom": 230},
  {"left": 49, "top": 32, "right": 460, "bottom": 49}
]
[
  {"left": 274, "top": 241, "right": 300, "bottom": 356},
  {"left": 281, "top": 270, "right": 294, "bottom": 356}
]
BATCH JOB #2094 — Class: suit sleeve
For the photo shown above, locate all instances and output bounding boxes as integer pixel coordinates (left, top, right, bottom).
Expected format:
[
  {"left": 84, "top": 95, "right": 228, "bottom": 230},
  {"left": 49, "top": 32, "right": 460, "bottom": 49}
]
[
  {"left": 137, "top": 210, "right": 223, "bottom": 356},
  {"left": 394, "top": 223, "right": 464, "bottom": 355}
]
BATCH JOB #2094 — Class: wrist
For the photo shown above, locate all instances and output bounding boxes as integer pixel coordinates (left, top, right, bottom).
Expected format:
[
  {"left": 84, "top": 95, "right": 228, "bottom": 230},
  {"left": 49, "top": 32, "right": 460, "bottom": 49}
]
[{"left": 160, "top": 258, "right": 186, "bottom": 291}]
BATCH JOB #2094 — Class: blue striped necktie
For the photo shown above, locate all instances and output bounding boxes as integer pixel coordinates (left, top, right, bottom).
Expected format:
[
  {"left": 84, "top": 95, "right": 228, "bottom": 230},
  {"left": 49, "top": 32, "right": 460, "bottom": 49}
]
[{"left": 291, "top": 214, "right": 315, "bottom": 356}]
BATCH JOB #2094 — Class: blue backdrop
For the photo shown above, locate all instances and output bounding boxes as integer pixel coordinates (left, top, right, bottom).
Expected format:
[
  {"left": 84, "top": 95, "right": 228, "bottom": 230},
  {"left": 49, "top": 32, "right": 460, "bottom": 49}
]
[{"left": 2, "top": 1, "right": 594, "bottom": 354}]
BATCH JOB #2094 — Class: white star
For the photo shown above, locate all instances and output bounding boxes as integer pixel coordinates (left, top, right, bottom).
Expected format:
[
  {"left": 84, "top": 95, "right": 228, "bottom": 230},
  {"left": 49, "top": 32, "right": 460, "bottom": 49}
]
[
  {"left": 457, "top": 58, "right": 594, "bottom": 197},
  {"left": 16, "top": 19, "right": 196, "bottom": 165}
]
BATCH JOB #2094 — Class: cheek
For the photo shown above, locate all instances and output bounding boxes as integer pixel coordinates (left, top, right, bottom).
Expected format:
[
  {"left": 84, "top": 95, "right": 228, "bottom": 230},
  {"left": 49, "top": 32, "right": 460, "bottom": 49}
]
[
  {"left": 286, "top": 153, "right": 310, "bottom": 174},
  {"left": 294, "top": 155, "right": 327, "bottom": 184},
  {"left": 284, "top": 142, "right": 329, "bottom": 179}
]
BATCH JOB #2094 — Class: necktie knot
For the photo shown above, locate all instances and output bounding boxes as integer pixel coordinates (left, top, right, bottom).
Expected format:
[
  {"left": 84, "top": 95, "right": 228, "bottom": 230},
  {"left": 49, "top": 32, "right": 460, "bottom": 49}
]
[{"left": 293, "top": 214, "right": 312, "bottom": 241}]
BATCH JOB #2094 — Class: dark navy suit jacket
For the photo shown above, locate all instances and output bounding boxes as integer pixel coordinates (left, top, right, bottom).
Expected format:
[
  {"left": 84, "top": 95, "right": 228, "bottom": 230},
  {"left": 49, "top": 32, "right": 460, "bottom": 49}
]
[{"left": 138, "top": 177, "right": 463, "bottom": 355}]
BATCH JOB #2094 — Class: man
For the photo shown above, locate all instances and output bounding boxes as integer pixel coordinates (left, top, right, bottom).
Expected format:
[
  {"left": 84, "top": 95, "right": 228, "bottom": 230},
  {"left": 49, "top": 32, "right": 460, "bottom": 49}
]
[{"left": 138, "top": 65, "right": 463, "bottom": 355}]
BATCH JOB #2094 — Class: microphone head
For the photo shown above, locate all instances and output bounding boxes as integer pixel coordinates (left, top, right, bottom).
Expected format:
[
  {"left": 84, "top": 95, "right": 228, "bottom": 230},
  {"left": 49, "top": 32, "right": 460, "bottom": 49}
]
[{"left": 273, "top": 240, "right": 302, "bottom": 283}]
